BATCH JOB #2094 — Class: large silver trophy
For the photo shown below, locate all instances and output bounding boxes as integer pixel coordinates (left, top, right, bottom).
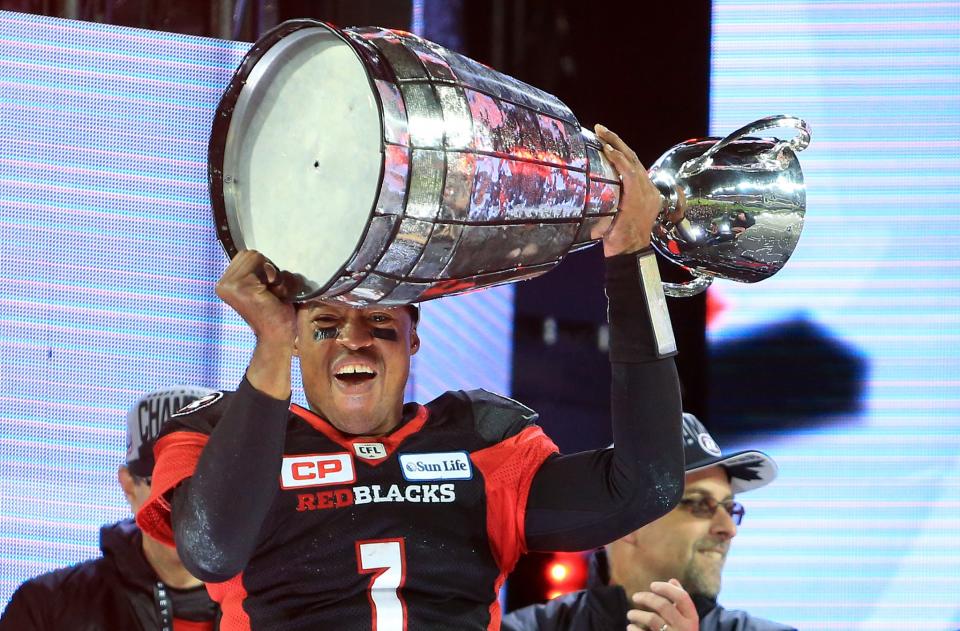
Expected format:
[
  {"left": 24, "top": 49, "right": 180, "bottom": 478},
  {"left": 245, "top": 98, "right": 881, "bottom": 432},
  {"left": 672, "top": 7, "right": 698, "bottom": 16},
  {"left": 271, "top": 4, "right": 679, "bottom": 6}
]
[{"left": 209, "top": 20, "right": 809, "bottom": 304}]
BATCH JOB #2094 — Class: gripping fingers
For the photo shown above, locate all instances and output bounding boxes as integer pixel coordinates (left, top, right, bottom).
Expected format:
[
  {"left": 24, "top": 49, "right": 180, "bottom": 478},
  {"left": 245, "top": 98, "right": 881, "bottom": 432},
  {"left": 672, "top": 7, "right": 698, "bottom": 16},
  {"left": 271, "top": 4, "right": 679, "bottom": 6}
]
[
  {"left": 252, "top": 260, "right": 301, "bottom": 304},
  {"left": 217, "top": 250, "right": 265, "bottom": 297},
  {"left": 603, "top": 143, "right": 638, "bottom": 180},
  {"left": 253, "top": 259, "right": 297, "bottom": 301},
  {"left": 595, "top": 124, "right": 656, "bottom": 196},
  {"left": 217, "top": 250, "right": 296, "bottom": 300},
  {"left": 222, "top": 250, "right": 272, "bottom": 281},
  {"left": 248, "top": 254, "right": 284, "bottom": 289},
  {"left": 595, "top": 126, "right": 637, "bottom": 179},
  {"left": 267, "top": 270, "right": 303, "bottom": 303},
  {"left": 595, "top": 123, "right": 641, "bottom": 166},
  {"left": 260, "top": 260, "right": 281, "bottom": 287}
]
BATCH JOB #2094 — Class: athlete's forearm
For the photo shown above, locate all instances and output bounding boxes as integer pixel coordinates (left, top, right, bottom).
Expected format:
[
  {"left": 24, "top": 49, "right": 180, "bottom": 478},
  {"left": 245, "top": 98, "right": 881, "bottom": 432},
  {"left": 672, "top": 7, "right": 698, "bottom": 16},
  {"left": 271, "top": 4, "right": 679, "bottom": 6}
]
[
  {"left": 171, "top": 376, "right": 290, "bottom": 582},
  {"left": 524, "top": 250, "right": 684, "bottom": 551},
  {"left": 245, "top": 338, "right": 294, "bottom": 400}
]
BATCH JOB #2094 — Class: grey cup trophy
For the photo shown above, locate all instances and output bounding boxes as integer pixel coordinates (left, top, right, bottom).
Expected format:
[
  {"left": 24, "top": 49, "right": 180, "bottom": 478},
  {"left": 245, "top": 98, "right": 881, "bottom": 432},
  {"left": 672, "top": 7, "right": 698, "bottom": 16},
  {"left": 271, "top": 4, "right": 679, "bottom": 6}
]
[
  {"left": 649, "top": 115, "right": 809, "bottom": 297},
  {"left": 209, "top": 20, "right": 809, "bottom": 304}
]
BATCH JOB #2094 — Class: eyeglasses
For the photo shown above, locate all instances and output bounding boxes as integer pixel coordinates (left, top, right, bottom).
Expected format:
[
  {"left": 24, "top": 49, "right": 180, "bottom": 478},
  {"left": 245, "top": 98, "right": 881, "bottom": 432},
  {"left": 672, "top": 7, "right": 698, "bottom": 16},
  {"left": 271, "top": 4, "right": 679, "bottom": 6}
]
[{"left": 678, "top": 496, "right": 744, "bottom": 525}]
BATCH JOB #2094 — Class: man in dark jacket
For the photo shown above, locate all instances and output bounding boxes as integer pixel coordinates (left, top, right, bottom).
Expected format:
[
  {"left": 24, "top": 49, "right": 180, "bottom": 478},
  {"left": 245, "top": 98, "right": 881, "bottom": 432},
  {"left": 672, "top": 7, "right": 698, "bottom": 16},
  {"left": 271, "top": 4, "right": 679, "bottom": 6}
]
[
  {"left": 0, "top": 386, "right": 220, "bottom": 631},
  {"left": 502, "top": 414, "right": 796, "bottom": 631}
]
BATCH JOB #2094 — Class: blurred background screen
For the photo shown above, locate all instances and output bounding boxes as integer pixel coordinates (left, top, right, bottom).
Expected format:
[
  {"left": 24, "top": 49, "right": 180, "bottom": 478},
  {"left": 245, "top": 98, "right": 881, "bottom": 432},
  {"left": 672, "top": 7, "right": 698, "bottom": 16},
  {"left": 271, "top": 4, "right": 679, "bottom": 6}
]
[
  {"left": 706, "top": 2, "right": 960, "bottom": 628},
  {"left": 1, "top": 2, "right": 958, "bottom": 629},
  {"left": 0, "top": 7, "right": 512, "bottom": 608}
]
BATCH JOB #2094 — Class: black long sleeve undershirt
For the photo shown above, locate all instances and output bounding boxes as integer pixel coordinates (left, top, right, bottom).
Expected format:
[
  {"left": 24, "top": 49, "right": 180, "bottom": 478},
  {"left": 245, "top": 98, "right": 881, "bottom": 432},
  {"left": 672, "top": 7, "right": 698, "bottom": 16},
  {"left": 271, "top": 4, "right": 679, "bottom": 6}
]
[
  {"left": 524, "top": 251, "right": 684, "bottom": 551},
  {"left": 172, "top": 380, "right": 290, "bottom": 582}
]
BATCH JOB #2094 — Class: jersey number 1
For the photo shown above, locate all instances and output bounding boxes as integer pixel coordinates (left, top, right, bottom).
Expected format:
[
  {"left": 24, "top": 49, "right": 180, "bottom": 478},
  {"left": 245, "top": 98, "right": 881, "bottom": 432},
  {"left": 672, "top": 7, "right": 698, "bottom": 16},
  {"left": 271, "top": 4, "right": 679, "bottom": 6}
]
[{"left": 356, "top": 538, "right": 407, "bottom": 631}]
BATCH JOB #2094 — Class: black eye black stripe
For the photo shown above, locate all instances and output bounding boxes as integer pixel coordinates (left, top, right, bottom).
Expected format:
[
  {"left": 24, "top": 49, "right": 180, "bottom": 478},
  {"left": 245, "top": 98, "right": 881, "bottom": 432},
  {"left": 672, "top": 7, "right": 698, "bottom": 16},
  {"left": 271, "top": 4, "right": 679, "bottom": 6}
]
[{"left": 312, "top": 327, "right": 398, "bottom": 342}]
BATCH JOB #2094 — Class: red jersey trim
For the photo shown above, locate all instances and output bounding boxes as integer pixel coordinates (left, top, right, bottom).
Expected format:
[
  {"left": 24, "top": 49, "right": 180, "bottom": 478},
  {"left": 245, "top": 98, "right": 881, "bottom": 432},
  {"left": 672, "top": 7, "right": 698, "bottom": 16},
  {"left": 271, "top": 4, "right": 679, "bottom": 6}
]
[
  {"left": 206, "top": 573, "right": 251, "bottom": 631},
  {"left": 470, "top": 425, "right": 558, "bottom": 629},
  {"left": 288, "top": 403, "right": 429, "bottom": 467},
  {"left": 136, "top": 432, "right": 251, "bottom": 630},
  {"left": 136, "top": 431, "right": 209, "bottom": 547},
  {"left": 173, "top": 620, "right": 214, "bottom": 631},
  {"left": 486, "top": 572, "right": 509, "bottom": 631}
]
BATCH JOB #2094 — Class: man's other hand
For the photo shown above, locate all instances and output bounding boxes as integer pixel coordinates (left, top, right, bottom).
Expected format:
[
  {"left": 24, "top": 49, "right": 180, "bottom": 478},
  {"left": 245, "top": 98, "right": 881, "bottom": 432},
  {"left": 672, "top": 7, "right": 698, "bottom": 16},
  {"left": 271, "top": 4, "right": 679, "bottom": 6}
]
[{"left": 626, "top": 578, "right": 699, "bottom": 631}]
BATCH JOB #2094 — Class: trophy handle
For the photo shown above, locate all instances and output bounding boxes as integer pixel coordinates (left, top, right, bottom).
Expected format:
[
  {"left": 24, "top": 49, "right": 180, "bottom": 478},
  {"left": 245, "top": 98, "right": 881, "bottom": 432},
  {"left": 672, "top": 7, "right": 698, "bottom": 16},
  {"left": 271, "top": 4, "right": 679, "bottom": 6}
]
[
  {"left": 678, "top": 115, "right": 811, "bottom": 178},
  {"left": 662, "top": 274, "right": 713, "bottom": 298}
]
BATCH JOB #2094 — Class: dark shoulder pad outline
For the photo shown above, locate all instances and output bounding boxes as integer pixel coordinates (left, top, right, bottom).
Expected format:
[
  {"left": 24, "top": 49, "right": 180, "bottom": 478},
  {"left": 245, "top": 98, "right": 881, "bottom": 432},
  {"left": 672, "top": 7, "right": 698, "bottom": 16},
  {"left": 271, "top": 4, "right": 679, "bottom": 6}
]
[
  {"left": 159, "top": 390, "right": 233, "bottom": 437},
  {"left": 461, "top": 389, "right": 540, "bottom": 444}
]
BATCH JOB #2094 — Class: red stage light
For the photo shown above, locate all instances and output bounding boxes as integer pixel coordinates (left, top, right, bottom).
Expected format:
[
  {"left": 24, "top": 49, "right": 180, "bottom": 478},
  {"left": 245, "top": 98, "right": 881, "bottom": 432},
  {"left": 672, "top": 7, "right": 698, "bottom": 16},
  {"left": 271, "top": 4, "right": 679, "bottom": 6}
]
[
  {"left": 547, "top": 561, "right": 570, "bottom": 583},
  {"left": 540, "top": 551, "right": 588, "bottom": 600}
]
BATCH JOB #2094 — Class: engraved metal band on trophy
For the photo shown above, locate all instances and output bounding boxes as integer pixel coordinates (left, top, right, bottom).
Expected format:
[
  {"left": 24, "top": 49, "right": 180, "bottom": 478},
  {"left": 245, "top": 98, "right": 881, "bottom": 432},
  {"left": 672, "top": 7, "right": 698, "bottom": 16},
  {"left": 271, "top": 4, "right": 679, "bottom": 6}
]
[{"left": 209, "top": 20, "right": 809, "bottom": 305}]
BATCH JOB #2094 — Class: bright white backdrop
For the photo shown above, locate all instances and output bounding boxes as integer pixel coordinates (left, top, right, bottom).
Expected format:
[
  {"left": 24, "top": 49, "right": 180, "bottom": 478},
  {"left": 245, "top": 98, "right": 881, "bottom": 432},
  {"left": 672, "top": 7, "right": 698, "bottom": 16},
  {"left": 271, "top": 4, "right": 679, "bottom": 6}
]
[
  {"left": 0, "top": 10, "right": 513, "bottom": 608},
  {"left": 708, "top": 2, "right": 960, "bottom": 628}
]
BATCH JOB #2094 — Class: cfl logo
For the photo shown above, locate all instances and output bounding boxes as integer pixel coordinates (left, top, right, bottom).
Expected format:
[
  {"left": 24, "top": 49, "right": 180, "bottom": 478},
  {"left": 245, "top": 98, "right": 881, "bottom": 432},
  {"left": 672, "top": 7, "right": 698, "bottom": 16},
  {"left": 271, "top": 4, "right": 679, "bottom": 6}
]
[{"left": 354, "top": 442, "right": 387, "bottom": 461}]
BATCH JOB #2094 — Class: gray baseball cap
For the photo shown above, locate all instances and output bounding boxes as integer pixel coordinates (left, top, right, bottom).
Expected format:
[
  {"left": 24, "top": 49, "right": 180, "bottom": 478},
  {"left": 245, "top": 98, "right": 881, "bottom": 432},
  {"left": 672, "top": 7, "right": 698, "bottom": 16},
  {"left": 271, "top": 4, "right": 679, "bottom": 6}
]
[
  {"left": 125, "top": 385, "right": 214, "bottom": 478},
  {"left": 681, "top": 412, "right": 778, "bottom": 494}
]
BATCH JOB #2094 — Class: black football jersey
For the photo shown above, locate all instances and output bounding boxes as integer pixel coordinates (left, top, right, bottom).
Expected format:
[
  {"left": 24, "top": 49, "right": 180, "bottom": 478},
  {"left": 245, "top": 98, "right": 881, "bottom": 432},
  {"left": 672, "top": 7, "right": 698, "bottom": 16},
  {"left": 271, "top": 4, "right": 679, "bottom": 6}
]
[{"left": 139, "top": 389, "right": 558, "bottom": 631}]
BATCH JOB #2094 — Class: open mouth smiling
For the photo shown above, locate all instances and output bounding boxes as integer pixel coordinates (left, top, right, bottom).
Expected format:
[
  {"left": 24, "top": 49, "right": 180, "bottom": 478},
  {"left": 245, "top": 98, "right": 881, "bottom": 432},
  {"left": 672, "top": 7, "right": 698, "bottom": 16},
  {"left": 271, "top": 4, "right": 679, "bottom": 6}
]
[{"left": 334, "top": 363, "right": 378, "bottom": 385}]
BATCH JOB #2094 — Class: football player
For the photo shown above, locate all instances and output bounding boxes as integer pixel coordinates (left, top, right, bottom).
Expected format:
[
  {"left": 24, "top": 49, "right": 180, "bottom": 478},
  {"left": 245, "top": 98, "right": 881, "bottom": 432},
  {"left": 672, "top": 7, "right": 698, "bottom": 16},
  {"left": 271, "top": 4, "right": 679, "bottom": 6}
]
[{"left": 137, "top": 125, "right": 685, "bottom": 630}]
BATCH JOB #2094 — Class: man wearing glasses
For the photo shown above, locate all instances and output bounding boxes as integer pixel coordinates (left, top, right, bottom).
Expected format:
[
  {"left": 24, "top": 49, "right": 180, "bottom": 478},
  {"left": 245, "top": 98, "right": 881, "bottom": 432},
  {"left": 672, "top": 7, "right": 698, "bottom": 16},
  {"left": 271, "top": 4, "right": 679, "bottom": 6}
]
[{"left": 502, "top": 413, "right": 795, "bottom": 631}]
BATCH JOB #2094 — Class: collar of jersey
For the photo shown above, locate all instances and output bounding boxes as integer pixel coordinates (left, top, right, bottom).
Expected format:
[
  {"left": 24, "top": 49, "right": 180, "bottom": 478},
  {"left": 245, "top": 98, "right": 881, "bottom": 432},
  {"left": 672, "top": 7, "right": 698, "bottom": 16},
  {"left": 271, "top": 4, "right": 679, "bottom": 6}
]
[{"left": 288, "top": 403, "right": 430, "bottom": 465}]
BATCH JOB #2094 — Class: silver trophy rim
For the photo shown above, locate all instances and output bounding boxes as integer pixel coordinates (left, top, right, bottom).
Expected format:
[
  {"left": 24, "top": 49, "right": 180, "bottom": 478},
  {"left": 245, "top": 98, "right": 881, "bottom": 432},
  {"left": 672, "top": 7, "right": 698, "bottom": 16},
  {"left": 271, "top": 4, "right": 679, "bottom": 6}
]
[{"left": 208, "top": 19, "right": 393, "bottom": 302}]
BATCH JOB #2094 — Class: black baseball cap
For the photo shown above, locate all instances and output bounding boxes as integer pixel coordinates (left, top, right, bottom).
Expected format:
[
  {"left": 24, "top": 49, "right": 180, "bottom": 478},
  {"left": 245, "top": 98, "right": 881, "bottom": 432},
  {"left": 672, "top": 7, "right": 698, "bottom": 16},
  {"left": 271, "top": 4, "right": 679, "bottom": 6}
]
[
  {"left": 125, "top": 385, "right": 214, "bottom": 478},
  {"left": 681, "top": 413, "right": 778, "bottom": 494}
]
